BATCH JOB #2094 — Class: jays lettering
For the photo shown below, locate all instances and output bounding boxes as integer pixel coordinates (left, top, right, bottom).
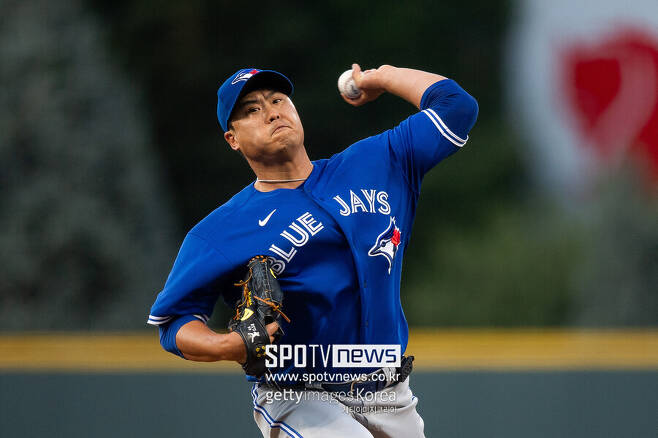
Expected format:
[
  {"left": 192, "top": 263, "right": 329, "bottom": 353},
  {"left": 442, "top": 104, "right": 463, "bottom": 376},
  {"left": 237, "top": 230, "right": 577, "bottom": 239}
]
[
  {"left": 268, "top": 212, "right": 324, "bottom": 274},
  {"left": 333, "top": 189, "right": 402, "bottom": 274},
  {"left": 332, "top": 189, "right": 391, "bottom": 216}
]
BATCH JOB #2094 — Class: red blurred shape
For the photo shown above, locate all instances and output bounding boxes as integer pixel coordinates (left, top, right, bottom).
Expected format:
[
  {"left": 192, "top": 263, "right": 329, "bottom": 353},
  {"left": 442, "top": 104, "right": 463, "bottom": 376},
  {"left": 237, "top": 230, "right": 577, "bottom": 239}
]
[{"left": 562, "top": 29, "right": 658, "bottom": 179}]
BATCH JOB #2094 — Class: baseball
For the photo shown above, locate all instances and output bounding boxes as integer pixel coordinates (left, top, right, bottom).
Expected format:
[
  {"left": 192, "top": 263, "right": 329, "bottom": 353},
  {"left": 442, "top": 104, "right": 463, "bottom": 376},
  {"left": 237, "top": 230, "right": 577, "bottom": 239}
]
[{"left": 338, "top": 69, "right": 362, "bottom": 99}]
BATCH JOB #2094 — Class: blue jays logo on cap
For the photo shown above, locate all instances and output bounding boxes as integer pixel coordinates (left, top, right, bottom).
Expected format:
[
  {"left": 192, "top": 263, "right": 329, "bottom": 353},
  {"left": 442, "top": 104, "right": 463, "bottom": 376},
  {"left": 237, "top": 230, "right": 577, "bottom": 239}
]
[
  {"left": 368, "top": 217, "right": 402, "bottom": 274},
  {"left": 231, "top": 69, "right": 260, "bottom": 85},
  {"left": 217, "top": 67, "right": 294, "bottom": 132}
]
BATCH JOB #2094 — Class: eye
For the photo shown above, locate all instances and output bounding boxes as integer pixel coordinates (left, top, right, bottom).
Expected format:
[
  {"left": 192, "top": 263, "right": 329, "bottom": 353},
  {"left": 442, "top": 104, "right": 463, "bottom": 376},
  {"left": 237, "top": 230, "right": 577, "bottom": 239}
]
[
  {"left": 247, "top": 107, "right": 259, "bottom": 114},
  {"left": 272, "top": 98, "right": 283, "bottom": 104}
]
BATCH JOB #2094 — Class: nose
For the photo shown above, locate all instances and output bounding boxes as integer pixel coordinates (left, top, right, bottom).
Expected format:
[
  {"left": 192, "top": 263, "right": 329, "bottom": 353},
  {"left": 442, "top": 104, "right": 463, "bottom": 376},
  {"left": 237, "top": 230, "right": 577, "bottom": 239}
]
[{"left": 265, "top": 104, "right": 280, "bottom": 123}]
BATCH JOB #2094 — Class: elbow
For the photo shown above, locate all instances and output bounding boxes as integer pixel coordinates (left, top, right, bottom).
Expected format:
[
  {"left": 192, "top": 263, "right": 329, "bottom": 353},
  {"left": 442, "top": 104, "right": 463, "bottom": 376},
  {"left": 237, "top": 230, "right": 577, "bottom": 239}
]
[
  {"left": 456, "top": 92, "right": 479, "bottom": 132},
  {"left": 424, "top": 80, "right": 479, "bottom": 135}
]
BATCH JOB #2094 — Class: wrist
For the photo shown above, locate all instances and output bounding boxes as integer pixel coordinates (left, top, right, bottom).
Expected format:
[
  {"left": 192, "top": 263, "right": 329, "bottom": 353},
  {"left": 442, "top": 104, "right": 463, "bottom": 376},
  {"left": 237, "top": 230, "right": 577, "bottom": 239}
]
[
  {"left": 219, "top": 331, "right": 247, "bottom": 363},
  {"left": 376, "top": 64, "right": 396, "bottom": 92}
]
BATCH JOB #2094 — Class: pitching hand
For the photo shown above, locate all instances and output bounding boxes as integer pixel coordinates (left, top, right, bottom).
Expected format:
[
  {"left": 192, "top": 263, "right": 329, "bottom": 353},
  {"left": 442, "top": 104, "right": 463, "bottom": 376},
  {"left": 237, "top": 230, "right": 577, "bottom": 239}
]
[{"left": 340, "top": 63, "right": 389, "bottom": 106}]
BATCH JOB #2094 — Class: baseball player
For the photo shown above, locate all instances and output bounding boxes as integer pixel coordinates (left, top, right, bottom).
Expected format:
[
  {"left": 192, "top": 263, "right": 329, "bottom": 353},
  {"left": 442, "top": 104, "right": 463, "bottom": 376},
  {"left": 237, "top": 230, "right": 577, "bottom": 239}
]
[{"left": 148, "top": 63, "right": 478, "bottom": 437}]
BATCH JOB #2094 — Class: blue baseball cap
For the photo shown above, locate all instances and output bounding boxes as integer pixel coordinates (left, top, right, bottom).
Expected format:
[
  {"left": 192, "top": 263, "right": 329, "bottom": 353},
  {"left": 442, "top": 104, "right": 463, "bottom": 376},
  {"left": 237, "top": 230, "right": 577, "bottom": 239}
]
[{"left": 216, "top": 68, "right": 294, "bottom": 132}]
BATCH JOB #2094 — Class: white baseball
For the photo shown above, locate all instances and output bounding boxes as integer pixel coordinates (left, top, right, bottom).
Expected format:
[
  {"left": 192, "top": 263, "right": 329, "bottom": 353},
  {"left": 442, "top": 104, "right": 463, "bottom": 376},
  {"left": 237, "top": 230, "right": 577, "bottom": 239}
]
[{"left": 337, "top": 69, "right": 362, "bottom": 99}]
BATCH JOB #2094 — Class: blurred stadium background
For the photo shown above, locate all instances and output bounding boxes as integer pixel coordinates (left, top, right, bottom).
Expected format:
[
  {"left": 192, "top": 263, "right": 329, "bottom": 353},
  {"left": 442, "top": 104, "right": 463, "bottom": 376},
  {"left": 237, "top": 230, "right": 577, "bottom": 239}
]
[{"left": 1, "top": 0, "right": 656, "bottom": 436}]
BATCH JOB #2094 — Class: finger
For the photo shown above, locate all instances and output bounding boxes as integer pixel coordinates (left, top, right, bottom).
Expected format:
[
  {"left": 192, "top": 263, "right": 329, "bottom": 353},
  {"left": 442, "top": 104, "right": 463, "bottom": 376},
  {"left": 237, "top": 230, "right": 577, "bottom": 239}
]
[
  {"left": 340, "top": 92, "right": 361, "bottom": 106},
  {"left": 266, "top": 322, "right": 280, "bottom": 335},
  {"left": 351, "top": 63, "right": 364, "bottom": 86},
  {"left": 340, "top": 92, "right": 368, "bottom": 107},
  {"left": 351, "top": 63, "right": 362, "bottom": 78},
  {"left": 265, "top": 322, "right": 279, "bottom": 343}
]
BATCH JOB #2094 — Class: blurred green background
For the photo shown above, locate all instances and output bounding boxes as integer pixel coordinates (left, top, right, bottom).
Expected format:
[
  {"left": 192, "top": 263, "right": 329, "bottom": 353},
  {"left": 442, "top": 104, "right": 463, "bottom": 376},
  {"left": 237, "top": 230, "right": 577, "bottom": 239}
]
[{"left": 2, "top": 0, "right": 656, "bottom": 330}]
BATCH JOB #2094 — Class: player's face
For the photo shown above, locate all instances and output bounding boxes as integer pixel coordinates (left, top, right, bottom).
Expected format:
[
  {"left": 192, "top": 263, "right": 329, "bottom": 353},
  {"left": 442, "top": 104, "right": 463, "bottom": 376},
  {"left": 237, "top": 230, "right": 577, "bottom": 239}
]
[{"left": 224, "top": 89, "right": 304, "bottom": 162}]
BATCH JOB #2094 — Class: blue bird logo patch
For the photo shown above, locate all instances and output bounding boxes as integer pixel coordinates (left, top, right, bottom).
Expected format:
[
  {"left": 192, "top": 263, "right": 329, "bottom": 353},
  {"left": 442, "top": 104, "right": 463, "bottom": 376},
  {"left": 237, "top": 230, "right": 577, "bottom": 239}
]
[{"left": 368, "top": 217, "right": 402, "bottom": 274}]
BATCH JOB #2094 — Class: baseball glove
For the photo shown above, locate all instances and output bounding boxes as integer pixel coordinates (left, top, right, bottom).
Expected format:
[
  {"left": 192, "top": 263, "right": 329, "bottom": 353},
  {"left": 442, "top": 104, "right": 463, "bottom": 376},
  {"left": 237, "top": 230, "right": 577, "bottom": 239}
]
[{"left": 228, "top": 255, "right": 290, "bottom": 377}]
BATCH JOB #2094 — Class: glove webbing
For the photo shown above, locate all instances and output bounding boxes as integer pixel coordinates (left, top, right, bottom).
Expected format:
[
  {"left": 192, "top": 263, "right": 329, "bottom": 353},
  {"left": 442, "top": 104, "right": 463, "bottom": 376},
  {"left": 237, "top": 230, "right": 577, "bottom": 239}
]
[
  {"left": 234, "top": 274, "right": 291, "bottom": 324},
  {"left": 231, "top": 287, "right": 252, "bottom": 322}
]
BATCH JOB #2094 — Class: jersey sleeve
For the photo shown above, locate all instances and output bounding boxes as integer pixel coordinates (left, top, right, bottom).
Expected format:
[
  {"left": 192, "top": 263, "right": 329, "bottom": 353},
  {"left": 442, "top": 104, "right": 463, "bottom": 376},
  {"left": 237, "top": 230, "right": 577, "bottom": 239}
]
[
  {"left": 158, "top": 314, "right": 199, "bottom": 358},
  {"left": 147, "top": 232, "right": 233, "bottom": 327},
  {"left": 388, "top": 79, "right": 478, "bottom": 194}
]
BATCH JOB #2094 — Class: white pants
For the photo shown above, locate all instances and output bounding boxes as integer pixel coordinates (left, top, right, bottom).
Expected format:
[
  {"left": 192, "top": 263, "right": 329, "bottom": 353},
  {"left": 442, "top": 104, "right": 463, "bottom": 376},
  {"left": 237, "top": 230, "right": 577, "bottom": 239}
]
[{"left": 251, "top": 377, "right": 425, "bottom": 438}]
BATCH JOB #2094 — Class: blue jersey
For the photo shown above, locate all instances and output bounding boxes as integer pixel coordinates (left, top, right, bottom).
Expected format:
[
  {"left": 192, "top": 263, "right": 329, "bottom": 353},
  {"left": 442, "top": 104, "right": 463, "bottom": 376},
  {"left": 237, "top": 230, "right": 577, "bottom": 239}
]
[{"left": 148, "top": 79, "right": 478, "bottom": 378}]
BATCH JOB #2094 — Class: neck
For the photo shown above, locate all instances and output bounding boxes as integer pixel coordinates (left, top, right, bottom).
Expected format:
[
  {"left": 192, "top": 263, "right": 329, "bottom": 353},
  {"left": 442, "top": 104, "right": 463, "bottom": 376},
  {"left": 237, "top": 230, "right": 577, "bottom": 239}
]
[{"left": 251, "top": 153, "right": 313, "bottom": 192}]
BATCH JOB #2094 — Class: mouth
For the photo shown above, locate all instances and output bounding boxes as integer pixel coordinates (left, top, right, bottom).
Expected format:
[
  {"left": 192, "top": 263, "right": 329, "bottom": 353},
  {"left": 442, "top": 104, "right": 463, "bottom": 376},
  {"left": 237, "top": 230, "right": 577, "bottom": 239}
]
[{"left": 272, "top": 125, "right": 291, "bottom": 135}]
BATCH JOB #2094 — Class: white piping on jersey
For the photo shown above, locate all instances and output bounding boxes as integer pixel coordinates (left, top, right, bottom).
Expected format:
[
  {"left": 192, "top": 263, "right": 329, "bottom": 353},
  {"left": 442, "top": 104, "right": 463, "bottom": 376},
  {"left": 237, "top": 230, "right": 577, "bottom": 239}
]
[
  {"left": 422, "top": 108, "right": 468, "bottom": 147},
  {"left": 146, "top": 313, "right": 208, "bottom": 326},
  {"left": 252, "top": 384, "right": 303, "bottom": 438},
  {"left": 193, "top": 314, "right": 210, "bottom": 323},
  {"left": 147, "top": 315, "right": 172, "bottom": 326}
]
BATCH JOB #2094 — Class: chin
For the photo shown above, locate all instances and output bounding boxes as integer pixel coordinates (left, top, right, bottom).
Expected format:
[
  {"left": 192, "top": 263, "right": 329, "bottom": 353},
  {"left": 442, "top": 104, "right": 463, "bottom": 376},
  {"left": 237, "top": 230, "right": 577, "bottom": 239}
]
[
  {"left": 255, "top": 141, "right": 294, "bottom": 160},
  {"left": 274, "top": 131, "right": 303, "bottom": 150}
]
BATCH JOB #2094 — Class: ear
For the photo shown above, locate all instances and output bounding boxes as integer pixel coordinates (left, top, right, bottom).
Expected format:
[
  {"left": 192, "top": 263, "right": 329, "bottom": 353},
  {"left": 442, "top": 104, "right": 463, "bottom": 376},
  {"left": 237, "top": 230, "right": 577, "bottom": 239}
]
[{"left": 224, "top": 130, "right": 240, "bottom": 152}]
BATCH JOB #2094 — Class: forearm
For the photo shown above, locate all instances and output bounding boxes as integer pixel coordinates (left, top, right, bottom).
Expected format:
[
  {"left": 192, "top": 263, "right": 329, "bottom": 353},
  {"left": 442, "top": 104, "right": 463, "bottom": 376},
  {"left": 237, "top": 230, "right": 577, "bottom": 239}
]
[
  {"left": 361, "top": 64, "right": 477, "bottom": 137},
  {"left": 346, "top": 63, "right": 447, "bottom": 109},
  {"left": 378, "top": 65, "right": 447, "bottom": 109},
  {"left": 175, "top": 319, "right": 246, "bottom": 362}
]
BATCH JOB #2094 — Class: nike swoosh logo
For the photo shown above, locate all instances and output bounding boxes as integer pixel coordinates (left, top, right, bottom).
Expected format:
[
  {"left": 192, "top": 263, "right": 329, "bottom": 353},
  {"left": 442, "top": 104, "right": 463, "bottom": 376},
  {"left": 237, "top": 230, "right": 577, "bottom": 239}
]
[{"left": 258, "top": 209, "right": 277, "bottom": 226}]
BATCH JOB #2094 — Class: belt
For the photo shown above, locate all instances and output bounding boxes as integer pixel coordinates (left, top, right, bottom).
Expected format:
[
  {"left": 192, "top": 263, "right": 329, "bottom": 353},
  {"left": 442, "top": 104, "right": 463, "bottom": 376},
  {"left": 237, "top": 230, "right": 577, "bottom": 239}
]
[{"left": 270, "top": 355, "right": 414, "bottom": 395}]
